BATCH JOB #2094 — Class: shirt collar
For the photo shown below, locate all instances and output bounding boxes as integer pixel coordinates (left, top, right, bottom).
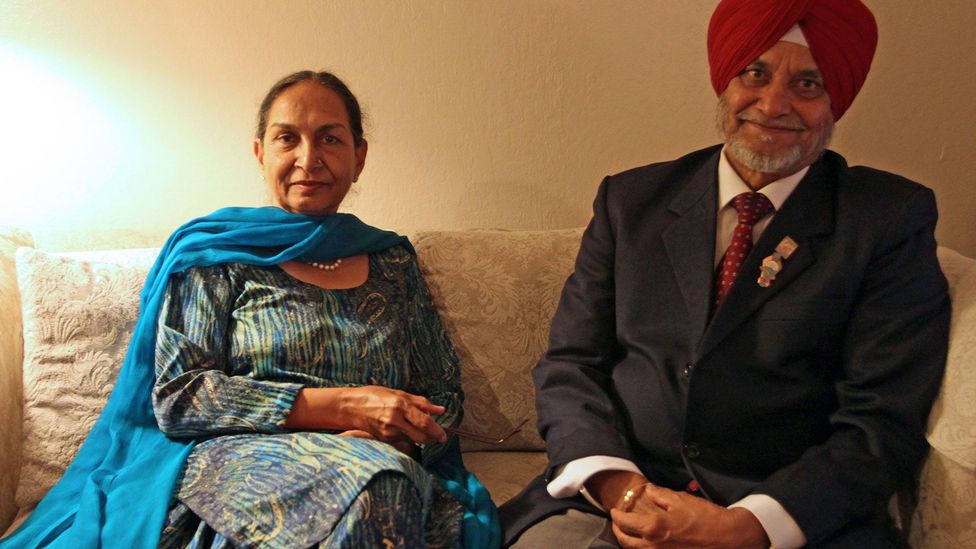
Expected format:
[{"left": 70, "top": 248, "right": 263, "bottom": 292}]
[{"left": 717, "top": 146, "right": 808, "bottom": 212}]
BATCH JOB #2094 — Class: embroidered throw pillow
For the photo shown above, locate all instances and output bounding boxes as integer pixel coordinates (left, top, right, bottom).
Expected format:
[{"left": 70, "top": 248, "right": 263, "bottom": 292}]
[{"left": 14, "top": 247, "right": 158, "bottom": 511}]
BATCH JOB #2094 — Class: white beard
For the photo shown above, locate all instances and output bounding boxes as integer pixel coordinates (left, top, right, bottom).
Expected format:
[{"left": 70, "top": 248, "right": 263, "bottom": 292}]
[
  {"left": 726, "top": 133, "right": 805, "bottom": 174},
  {"left": 716, "top": 95, "right": 834, "bottom": 176}
]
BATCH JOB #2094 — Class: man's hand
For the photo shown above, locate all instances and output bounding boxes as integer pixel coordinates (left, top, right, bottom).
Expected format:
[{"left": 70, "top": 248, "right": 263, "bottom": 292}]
[
  {"left": 586, "top": 470, "right": 651, "bottom": 511},
  {"left": 609, "top": 485, "right": 769, "bottom": 549}
]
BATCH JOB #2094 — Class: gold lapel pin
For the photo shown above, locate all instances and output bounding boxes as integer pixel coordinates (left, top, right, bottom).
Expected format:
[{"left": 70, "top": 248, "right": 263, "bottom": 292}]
[{"left": 757, "top": 236, "right": 798, "bottom": 288}]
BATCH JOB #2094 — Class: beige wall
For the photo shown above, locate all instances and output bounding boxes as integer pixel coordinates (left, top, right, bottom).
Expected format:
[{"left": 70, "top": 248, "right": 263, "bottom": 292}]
[{"left": 1, "top": 0, "right": 973, "bottom": 256}]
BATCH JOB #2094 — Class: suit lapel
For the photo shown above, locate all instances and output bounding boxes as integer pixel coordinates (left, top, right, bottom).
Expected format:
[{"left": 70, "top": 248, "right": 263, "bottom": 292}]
[
  {"left": 697, "top": 157, "right": 837, "bottom": 360},
  {"left": 663, "top": 152, "right": 720, "bottom": 345}
]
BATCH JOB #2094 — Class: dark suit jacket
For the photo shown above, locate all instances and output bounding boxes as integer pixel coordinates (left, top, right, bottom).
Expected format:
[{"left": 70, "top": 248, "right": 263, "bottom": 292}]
[{"left": 501, "top": 146, "right": 950, "bottom": 547}]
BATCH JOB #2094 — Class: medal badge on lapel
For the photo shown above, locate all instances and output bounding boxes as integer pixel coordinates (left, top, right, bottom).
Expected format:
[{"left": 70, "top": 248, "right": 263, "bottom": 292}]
[{"left": 758, "top": 237, "right": 798, "bottom": 288}]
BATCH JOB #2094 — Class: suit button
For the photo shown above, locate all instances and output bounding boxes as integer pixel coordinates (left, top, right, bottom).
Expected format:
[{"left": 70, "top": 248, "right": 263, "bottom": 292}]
[
  {"left": 682, "top": 362, "right": 692, "bottom": 378},
  {"left": 684, "top": 443, "right": 700, "bottom": 459}
]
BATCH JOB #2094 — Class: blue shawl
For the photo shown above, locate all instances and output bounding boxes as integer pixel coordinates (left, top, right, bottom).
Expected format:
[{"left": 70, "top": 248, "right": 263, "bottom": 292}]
[{"left": 2, "top": 207, "right": 500, "bottom": 548}]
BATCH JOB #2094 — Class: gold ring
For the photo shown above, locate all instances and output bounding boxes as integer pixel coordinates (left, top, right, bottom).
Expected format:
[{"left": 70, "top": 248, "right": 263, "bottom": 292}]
[{"left": 620, "top": 483, "right": 651, "bottom": 512}]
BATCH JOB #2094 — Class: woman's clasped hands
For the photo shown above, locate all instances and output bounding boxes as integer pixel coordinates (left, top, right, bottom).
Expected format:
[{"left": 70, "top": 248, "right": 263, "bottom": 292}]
[
  {"left": 337, "top": 385, "right": 448, "bottom": 441},
  {"left": 284, "top": 385, "right": 447, "bottom": 459}
]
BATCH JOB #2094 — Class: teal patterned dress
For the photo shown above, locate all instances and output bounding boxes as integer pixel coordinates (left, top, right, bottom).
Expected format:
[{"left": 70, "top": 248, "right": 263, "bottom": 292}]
[{"left": 153, "top": 244, "right": 465, "bottom": 548}]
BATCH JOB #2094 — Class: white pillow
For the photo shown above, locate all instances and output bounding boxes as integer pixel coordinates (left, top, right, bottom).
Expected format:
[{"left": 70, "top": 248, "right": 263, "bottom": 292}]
[{"left": 14, "top": 247, "right": 158, "bottom": 511}]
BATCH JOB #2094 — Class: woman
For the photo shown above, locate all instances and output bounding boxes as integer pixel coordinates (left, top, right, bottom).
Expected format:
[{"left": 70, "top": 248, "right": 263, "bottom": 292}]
[{"left": 2, "top": 72, "right": 498, "bottom": 548}]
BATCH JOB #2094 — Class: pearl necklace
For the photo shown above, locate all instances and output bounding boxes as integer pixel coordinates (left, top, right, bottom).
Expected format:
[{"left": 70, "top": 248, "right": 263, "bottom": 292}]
[{"left": 306, "top": 258, "right": 342, "bottom": 271}]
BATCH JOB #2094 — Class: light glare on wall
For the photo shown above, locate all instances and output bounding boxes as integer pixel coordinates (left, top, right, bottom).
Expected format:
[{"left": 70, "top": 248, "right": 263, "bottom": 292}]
[{"left": 0, "top": 47, "right": 127, "bottom": 231}]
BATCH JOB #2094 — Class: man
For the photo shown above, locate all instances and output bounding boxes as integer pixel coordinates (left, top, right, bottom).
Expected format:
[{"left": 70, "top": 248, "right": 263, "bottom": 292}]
[{"left": 501, "top": 0, "right": 950, "bottom": 547}]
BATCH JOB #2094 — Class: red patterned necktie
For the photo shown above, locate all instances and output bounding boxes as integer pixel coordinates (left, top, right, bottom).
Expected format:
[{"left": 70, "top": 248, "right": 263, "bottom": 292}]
[{"left": 714, "top": 192, "right": 774, "bottom": 306}]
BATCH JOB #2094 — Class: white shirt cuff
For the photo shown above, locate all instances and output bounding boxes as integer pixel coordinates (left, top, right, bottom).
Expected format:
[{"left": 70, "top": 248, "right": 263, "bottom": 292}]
[
  {"left": 730, "top": 494, "right": 807, "bottom": 549},
  {"left": 546, "top": 456, "right": 643, "bottom": 510}
]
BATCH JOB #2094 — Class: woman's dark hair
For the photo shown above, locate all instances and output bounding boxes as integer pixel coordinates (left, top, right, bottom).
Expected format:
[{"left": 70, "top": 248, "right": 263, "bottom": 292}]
[{"left": 255, "top": 70, "right": 365, "bottom": 146}]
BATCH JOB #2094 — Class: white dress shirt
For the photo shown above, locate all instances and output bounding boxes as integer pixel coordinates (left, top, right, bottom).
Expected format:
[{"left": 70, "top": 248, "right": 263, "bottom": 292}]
[{"left": 546, "top": 148, "right": 809, "bottom": 549}]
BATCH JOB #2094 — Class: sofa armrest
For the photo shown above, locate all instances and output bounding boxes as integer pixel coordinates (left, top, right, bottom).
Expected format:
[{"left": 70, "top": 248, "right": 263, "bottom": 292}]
[
  {"left": 0, "top": 229, "right": 33, "bottom": 533},
  {"left": 909, "top": 247, "right": 976, "bottom": 546},
  {"left": 927, "top": 248, "right": 976, "bottom": 469}
]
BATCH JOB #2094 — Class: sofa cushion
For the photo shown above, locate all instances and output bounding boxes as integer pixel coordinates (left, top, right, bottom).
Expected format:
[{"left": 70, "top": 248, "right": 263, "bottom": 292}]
[
  {"left": 413, "top": 228, "right": 584, "bottom": 451},
  {"left": 13, "top": 247, "right": 158, "bottom": 511},
  {"left": 463, "top": 451, "right": 548, "bottom": 505}
]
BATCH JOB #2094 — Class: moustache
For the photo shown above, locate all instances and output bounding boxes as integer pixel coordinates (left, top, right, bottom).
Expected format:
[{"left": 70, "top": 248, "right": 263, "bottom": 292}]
[{"left": 737, "top": 112, "right": 806, "bottom": 131}]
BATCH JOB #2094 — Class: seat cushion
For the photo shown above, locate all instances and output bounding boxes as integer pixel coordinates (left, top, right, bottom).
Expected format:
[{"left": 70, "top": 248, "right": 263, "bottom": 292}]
[{"left": 464, "top": 451, "right": 547, "bottom": 505}]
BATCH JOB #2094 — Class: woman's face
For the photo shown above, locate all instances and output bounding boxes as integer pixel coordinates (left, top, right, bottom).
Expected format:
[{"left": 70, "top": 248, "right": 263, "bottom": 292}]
[{"left": 254, "top": 81, "right": 367, "bottom": 216}]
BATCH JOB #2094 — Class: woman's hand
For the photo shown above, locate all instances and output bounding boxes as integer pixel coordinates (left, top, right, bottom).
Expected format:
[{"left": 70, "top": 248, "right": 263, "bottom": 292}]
[
  {"left": 340, "top": 385, "right": 447, "bottom": 445},
  {"left": 285, "top": 386, "right": 447, "bottom": 445}
]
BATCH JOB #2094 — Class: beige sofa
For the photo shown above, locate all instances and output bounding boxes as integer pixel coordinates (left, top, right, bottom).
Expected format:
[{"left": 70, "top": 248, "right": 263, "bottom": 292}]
[{"left": 1, "top": 226, "right": 974, "bottom": 547}]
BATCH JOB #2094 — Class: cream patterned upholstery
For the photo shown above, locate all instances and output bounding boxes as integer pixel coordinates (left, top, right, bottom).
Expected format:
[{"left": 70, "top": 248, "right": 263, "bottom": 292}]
[
  {"left": 413, "top": 228, "right": 584, "bottom": 452},
  {"left": 13, "top": 248, "right": 158, "bottom": 512},
  {"left": 0, "top": 228, "right": 32, "bottom": 533},
  {"left": 0, "top": 227, "right": 973, "bottom": 547},
  {"left": 908, "top": 247, "right": 976, "bottom": 547}
]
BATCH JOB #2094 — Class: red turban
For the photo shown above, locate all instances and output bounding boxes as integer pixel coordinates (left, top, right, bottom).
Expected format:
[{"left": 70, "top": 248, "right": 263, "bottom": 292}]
[{"left": 707, "top": 0, "right": 878, "bottom": 121}]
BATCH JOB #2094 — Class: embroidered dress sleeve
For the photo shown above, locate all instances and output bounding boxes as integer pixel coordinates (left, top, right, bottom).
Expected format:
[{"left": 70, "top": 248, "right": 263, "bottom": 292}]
[
  {"left": 403, "top": 254, "right": 463, "bottom": 466},
  {"left": 152, "top": 264, "right": 303, "bottom": 438}
]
